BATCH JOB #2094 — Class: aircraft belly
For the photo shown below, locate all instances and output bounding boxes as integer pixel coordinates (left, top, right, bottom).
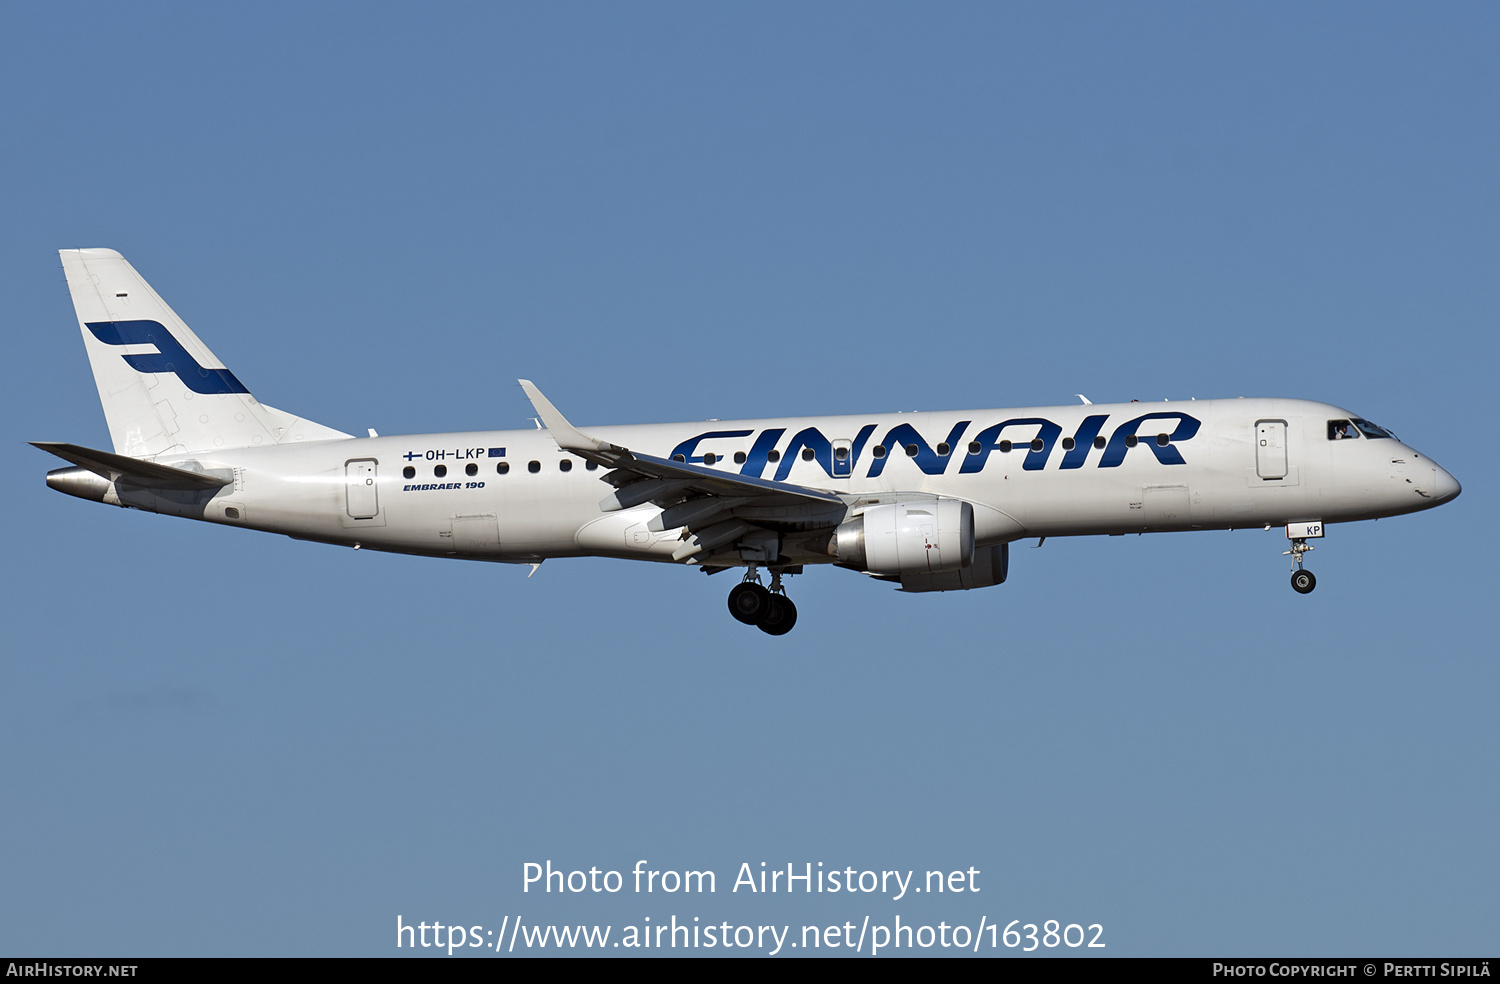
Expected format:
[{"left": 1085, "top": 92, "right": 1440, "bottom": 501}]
[{"left": 574, "top": 509, "right": 685, "bottom": 560}]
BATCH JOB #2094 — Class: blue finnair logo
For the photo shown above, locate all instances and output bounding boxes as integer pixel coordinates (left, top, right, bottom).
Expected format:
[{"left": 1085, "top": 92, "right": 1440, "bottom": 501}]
[
  {"left": 669, "top": 411, "right": 1203, "bottom": 479},
  {"left": 86, "top": 320, "right": 248, "bottom": 395}
]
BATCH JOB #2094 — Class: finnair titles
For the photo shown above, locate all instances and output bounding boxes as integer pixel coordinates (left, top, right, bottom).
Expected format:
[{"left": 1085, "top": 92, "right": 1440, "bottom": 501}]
[{"left": 37, "top": 249, "right": 1460, "bottom": 635}]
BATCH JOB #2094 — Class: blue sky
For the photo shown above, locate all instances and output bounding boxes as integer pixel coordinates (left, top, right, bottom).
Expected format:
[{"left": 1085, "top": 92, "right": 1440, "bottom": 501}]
[{"left": 2, "top": 2, "right": 1495, "bottom": 957}]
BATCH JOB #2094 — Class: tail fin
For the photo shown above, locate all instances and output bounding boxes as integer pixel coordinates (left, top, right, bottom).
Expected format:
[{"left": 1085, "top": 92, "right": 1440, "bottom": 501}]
[{"left": 59, "top": 248, "right": 351, "bottom": 457}]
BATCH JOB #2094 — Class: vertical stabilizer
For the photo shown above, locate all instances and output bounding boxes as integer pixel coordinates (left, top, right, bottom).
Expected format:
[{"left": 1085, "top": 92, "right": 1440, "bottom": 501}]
[{"left": 59, "top": 248, "right": 350, "bottom": 457}]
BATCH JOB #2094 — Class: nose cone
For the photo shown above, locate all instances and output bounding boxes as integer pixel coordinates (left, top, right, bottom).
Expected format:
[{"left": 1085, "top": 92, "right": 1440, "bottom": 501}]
[{"left": 1433, "top": 463, "right": 1461, "bottom": 503}]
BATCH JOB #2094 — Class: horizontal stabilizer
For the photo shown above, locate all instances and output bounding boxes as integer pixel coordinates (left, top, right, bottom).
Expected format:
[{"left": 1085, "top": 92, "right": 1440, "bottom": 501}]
[{"left": 31, "top": 442, "right": 230, "bottom": 490}]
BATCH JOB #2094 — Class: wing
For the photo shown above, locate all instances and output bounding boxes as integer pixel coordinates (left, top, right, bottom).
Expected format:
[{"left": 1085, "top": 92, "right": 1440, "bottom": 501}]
[{"left": 519, "top": 380, "right": 848, "bottom": 563}]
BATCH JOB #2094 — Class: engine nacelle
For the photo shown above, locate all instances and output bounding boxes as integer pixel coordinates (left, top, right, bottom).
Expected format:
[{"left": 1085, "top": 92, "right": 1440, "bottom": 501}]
[
  {"left": 897, "top": 543, "right": 1008, "bottom": 592},
  {"left": 831, "top": 499, "right": 974, "bottom": 575}
]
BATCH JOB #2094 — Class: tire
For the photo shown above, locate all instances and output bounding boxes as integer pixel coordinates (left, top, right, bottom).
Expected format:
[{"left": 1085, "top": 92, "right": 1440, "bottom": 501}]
[
  {"left": 758, "top": 595, "right": 798, "bottom": 636},
  {"left": 1290, "top": 570, "right": 1316, "bottom": 594},
  {"left": 728, "top": 582, "right": 771, "bottom": 624}
]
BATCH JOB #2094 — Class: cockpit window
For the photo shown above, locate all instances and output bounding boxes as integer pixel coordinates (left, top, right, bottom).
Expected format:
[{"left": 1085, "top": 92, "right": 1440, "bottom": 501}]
[
  {"left": 1350, "top": 418, "right": 1394, "bottom": 439},
  {"left": 1328, "top": 419, "right": 1359, "bottom": 440}
]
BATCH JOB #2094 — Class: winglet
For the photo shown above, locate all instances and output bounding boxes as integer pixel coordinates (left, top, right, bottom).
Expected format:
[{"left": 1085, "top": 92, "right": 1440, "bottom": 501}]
[{"left": 518, "top": 380, "right": 616, "bottom": 453}]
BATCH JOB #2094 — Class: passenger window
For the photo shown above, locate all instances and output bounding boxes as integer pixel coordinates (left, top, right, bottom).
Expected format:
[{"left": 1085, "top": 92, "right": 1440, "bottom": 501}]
[
  {"left": 999, "top": 440, "right": 1012, "bottom": 453},
  {"left": 703, "top": 452, "right": 717, "bottom": 465},
  {"left": 904, "top": 444, "right": 918, "bottom": 457},
  {"left": 733, "top": 451, "right": 746, "bottom": 464},
  {"left": 403, "top": 466, "right": 415, "bottom": 479},
  {"left": 496, "top": 462, "right": 510, "bottom": 475},
  {"left": 802, "top": 448, "right": 816, "bottom": 461},
  {"left": 434, "top": 464, "right": 448, "bottom": 478},
  {"left": 466, "top": 463, "right": 478, "bottom": 476},
  {"left": 1061, "top": 437, "right": 1075, "bottom": 451},
  {"left": 1156, "top": 433, "right": 1169, "bottom": 447},
  {"left": 871, "top": 445, "right": 886, "bottom": 459},
  {"left": 967, "top": 441, "right": 981, "bottom": 455},
  {"left": 1124, "top": 435, "right": 1137, "bottom": 448},
  {"left": 1093, "top": 435, "right": 1106, "bottom": 449},
  {"left": 768, "top": 450, "right": 782, "bottom": 462},
  {"left": 1030, "top": 439, "right": 1043, "bottom": 451},
  {"left": 528, "top": 460, "right": 540, "bottom": 473},
  {"left": 586, "top": 461, "right": 598, "bottom": 471},
  {"left": 559, "top": 459, "right": 572, "bottom": 472},
  {"left": 835, "top": 446, "right": 849, "bottom": 460}
]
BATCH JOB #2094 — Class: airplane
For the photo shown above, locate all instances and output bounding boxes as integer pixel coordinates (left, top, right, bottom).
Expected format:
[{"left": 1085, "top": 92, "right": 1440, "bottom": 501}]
[{"left": 36, "top": 248, "right": 1461, "bottom": 635}]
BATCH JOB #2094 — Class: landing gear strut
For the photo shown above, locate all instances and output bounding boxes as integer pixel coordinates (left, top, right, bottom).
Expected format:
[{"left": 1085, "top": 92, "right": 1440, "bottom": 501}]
[{"left": 727, "top": 565, "right": 798, "bottom": 635}]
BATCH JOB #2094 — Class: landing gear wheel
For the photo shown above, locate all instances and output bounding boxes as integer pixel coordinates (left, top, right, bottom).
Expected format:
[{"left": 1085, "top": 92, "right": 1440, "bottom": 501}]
[
  {"left": 728, "top": 582, "right": 771, "bottom": 624},
  {"left": 758, "top": 594, "right": 798, "bottom": 636},
  {"left": 1290, "top": 570, "right": 1316, "bottom": 594}
]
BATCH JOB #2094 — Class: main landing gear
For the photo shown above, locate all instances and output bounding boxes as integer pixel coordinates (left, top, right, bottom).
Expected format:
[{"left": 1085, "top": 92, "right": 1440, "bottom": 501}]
[{"left": 727, "top": 566, "right": 798, "bottom": 636}]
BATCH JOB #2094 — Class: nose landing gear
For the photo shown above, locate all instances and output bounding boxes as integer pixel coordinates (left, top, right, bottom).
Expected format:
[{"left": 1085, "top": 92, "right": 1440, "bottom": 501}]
[
  {"left": 1282, "top": 522, "right": 1322, "bottom": 594},
  {"left": 726, "top": 566, "right": 799, "bottom": 635}
]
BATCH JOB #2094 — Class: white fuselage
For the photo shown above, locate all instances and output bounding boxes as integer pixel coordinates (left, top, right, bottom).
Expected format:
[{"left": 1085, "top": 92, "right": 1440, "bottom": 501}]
[{"left": 82, "top": 397, "right": 1458, "bottom": 566}]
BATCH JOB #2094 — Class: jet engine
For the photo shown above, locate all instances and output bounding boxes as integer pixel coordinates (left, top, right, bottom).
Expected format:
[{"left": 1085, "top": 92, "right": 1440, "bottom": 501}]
[{"left": 830, "top": 499, "right": 974, "bottom": 575}]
